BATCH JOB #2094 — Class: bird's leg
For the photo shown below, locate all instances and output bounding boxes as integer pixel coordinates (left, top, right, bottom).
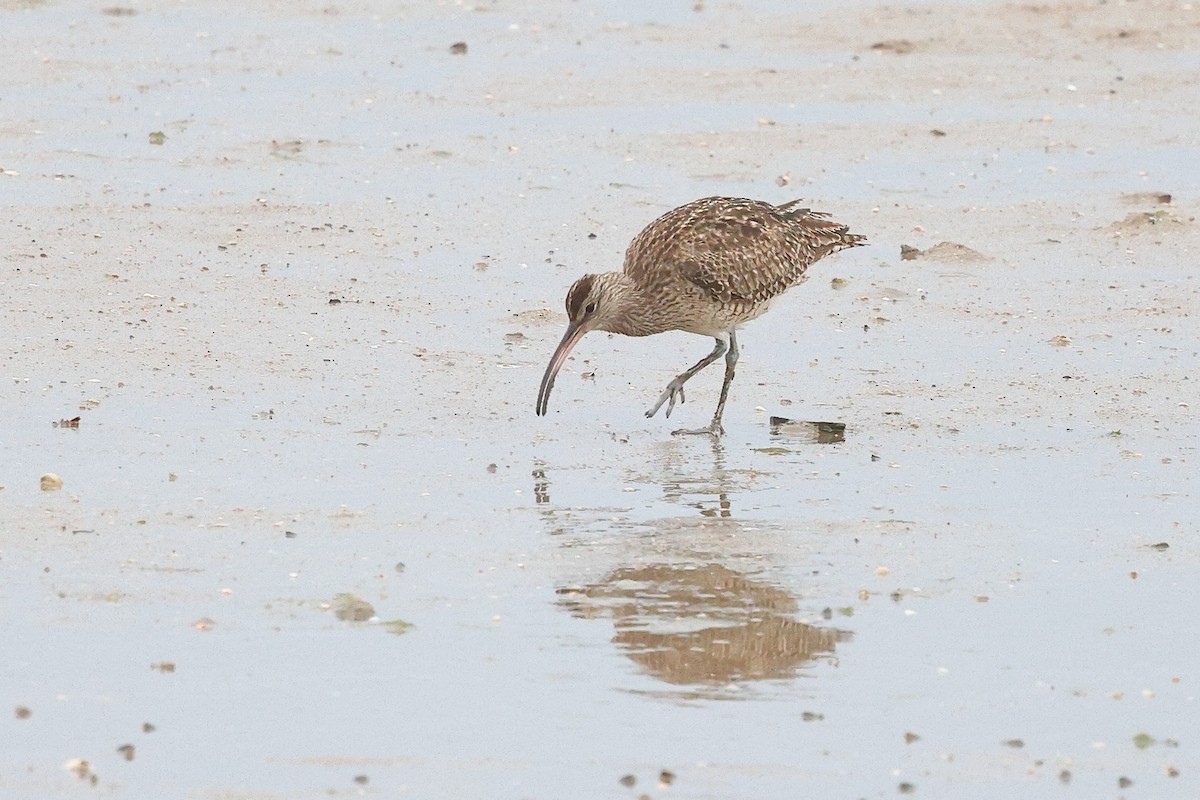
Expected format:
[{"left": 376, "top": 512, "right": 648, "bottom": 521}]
[
  {"left": 673, "top": 331, "right": 738, "bottom": 437},
  {"left": 709, "top": 330, "right": 739, "bottom": 432},
  {"left": 645, "top": 336, "right": 727, "bottom": 420}
]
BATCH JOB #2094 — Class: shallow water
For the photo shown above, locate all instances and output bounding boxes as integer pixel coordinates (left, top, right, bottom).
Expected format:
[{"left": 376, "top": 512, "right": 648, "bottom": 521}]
[{"left": 3, "top": 0, "right": 1198, "bottom": 797}]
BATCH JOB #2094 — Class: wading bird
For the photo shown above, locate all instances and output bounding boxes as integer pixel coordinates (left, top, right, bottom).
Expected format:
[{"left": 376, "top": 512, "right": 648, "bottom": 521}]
[{"left": 536, "top": 196, "right": 865, "bottom": 435}]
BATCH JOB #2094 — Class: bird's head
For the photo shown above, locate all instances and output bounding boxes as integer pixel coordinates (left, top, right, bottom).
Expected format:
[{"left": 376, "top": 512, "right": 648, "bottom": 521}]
[{"left": 536, "top": 273, "right": 621, "bottom": 416}]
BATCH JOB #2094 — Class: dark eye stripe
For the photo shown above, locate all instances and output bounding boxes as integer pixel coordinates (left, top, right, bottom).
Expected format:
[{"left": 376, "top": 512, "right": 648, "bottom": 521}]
[{"left": 566, "top": 274, "right": 596, "bottom": 317}]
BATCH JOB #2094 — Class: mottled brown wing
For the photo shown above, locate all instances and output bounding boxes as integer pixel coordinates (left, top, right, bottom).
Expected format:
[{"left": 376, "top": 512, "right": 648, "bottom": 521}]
[{"left": 624, "top": 197, "right": 862, "bottom": 304}]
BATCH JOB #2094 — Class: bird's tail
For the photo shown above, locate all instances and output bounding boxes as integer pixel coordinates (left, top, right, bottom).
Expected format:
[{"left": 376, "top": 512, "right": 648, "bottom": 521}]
[{"left": 776, "top": 199, "right": 867, "bottom": 251}]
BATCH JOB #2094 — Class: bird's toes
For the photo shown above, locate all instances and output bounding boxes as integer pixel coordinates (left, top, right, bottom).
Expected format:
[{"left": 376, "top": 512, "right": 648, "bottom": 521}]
[{"left": 666, "top": 387, "right": 686, "bottom": 417}]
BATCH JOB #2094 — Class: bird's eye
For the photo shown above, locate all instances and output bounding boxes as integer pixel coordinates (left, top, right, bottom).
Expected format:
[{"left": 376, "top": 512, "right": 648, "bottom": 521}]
[{"left": 585, "top": 302, "right": 597, "bottom": 314}]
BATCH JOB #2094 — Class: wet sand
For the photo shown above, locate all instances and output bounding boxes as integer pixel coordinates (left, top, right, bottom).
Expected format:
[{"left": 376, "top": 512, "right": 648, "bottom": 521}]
[{"left": 2, "top": 0, "right": 1197, "bottom": 797}]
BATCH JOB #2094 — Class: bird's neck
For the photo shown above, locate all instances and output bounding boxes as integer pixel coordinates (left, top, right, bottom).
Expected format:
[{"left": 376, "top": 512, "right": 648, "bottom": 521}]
[{"left": 595, "top": 272, "right": 668, "bottom": 337}]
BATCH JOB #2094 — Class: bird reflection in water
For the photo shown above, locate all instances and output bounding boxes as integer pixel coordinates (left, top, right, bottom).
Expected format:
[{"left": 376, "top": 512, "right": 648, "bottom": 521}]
[
  {"left": 532, "top": 464, "right": 551, "bottom": 505},
  {"left": 646, "top": 436, "right": 741, "bottom": 519},
  {"left": 558, "top": 563, "right": 852, "bottom": 696}
]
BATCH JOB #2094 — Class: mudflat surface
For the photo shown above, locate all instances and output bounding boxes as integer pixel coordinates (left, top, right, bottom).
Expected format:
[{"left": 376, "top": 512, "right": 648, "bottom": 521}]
[{"left": 2, "top": 0, "right": 1197, "bottom": 797}]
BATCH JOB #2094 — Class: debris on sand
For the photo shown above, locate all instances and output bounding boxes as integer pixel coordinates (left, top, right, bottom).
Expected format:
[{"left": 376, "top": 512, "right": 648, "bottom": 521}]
[
  {"left": 331, "top": 594, "right": 376, "bottom": 622},
  {"left": 871, "top": 39, "right": 917, "bottom": 54},
  {"left": 1104, "top": 210, "right": 1190, "bottom": 235},
  {"left": 1119, "top": 192, "right": 1171, "bottom": 205},
  {"left": 769, "top": 418, "right": 847, "bottom": 444},
  {"left": 900, "top": 242, "right": 991, "bottom": 262}
]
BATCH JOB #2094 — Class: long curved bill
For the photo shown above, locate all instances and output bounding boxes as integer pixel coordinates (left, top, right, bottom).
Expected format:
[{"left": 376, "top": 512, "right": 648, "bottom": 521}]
[{"left": 536, "top": 320, "right": 587, "bottom": 416}]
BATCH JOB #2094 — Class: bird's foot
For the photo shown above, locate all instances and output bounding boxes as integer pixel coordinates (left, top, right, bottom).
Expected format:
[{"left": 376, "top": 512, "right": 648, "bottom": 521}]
[
  {"left": 645, "top": 379, "right": 686, "bottom": 419},
  {"left": 670, "top": 420, "right": 724, "bottom": 437}
]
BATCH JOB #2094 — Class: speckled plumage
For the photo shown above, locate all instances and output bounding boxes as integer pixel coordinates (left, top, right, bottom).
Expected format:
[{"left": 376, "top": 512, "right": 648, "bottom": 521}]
[{"left": 537, "top": 196, "right": 865, "bottom": 435}]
